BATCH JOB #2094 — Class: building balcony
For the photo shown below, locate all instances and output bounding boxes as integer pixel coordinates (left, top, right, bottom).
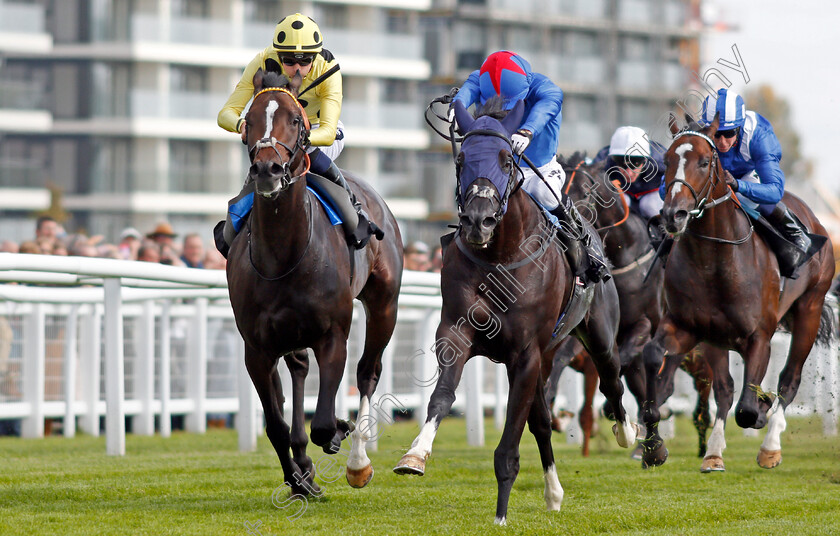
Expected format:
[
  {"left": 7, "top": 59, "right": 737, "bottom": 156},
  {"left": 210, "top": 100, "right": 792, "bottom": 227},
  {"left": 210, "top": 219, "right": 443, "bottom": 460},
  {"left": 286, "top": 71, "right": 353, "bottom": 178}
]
[
  {"left": 0, "top": 0, "right": 52, "bottom": 53},
  {"left": 128, "top": 89, "right": 228, "bottom": 121}
]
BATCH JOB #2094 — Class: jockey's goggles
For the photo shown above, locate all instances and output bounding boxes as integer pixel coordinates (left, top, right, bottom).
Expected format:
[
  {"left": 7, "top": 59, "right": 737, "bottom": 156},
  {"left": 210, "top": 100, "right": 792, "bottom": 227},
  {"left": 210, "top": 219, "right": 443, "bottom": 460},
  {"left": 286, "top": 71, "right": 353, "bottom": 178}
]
[
  {"left": 281, "top": 54, "right": 314, "bottom": 66},
  {"left": 610, "top": 155, "right": 646, "bottom": 170},
  {"left": 714, "top": 128, "right": 739, "bottom": 139}
]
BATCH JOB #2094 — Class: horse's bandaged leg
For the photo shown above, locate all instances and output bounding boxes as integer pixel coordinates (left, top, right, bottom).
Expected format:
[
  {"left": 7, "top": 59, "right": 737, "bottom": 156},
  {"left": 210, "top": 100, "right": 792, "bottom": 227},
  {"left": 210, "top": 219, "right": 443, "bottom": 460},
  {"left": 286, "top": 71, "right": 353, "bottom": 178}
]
[
  {"left": 612, "top": 416, "right": 637, "bottom": 448},
  {"left": 758, "top": 399, "right": 785, "bottom": 469},
  {"left": 346, "top": 396, "right": 374, "bottom": 488},
  {"left": 701, "top": 419, "right": 727, "bottom": 472},
  {"left": 543, "top": 464, "right": 564, "bottom": 511}
]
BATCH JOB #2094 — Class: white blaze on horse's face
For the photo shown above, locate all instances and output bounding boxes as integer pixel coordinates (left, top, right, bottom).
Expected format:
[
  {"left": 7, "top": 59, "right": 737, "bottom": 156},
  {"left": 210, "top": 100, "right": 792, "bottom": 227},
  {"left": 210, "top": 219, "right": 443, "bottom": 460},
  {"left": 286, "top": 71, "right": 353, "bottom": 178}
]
[
  {"left": 670, "top": 143, "right": 693, "bottom": 200},
  {"left": 263, "top": 100, "right": 279, "bottom": 140}
]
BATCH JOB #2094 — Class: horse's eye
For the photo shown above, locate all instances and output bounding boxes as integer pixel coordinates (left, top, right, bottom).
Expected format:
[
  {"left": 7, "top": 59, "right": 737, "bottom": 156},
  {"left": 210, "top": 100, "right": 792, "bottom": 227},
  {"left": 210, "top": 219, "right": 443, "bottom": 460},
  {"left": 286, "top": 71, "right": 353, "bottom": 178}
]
[
  {"left": 292, "top": 116, "right": 301, "bottom": 125},
  {"left": 698, "top": 158, "right": 709, "bottom": 168}
]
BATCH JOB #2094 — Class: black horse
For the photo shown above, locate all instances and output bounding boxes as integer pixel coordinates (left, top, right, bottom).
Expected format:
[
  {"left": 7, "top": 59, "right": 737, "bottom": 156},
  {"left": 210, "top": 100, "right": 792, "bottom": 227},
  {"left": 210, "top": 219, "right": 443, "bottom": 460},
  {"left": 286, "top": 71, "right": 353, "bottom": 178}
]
[
  {"left": 394, "top": 98, "right": 636, "bottom": 524},
  {"left": 545, "top": 155, "right": 718, "bottom": 459},
  {"left": 641, "top": 113, "right": 835, "bottom": 471},
  {"left": 227, "top": 70, "right": 403, "bottom": 494}
]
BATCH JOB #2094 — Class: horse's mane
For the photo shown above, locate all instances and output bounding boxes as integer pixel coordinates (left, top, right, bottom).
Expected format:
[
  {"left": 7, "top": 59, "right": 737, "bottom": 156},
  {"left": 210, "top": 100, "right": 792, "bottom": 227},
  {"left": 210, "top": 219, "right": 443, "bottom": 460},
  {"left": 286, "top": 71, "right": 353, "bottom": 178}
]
[
  {"left": 474, "top": 96, "right": 508, "bottom": 120},
  {"left": 558, "top": 152, "right": 587, "bottom": 169},
  {"left": 260, "top": 71, "right": 291, "bottom": 91}
]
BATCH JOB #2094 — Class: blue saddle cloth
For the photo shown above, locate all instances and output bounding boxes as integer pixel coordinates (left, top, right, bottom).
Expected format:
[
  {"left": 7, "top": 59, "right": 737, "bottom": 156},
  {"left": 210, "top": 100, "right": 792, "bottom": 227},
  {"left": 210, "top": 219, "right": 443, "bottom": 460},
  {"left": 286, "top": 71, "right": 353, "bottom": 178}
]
[{"left": 228, "top": 181, "right": 343, "bottom": 234}]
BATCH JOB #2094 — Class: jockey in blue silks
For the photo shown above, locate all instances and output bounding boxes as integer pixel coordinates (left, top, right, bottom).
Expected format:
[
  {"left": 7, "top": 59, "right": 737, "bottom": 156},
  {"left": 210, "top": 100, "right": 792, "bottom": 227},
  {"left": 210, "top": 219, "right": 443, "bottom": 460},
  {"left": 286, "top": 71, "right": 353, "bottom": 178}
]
[
  {"left": 451, "top": 50, "right": 609, "bottom": 286},
  {"left": 594, "top": 126, "right": 668, "bottom": 222},
  {"left": 698, "top": 88, "right": 813, "bottom": 260}
]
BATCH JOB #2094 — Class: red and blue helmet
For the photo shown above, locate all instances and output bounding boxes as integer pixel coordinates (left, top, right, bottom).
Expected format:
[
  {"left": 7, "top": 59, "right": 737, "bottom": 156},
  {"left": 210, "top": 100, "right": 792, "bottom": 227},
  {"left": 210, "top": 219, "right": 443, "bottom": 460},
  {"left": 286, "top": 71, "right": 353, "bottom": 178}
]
[
  {"left": 478, "top": 51, "right": 533, "bottom": 110},
  {"left": 701, "top": 88, "right": 746, "bottom": 130}
]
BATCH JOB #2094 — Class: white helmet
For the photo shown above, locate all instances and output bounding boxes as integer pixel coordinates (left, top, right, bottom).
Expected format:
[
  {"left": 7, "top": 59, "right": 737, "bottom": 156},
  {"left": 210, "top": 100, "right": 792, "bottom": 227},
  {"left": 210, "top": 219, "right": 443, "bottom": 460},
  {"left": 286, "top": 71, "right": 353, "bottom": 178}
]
[{"left": 609, "top": 126, "right": 650, "bottom": 157}]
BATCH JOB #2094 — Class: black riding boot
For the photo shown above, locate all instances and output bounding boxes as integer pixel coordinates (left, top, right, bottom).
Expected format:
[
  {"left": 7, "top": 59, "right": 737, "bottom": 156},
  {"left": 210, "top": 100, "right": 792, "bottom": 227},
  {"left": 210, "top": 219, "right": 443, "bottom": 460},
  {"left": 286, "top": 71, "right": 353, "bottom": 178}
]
[
  {"left": 766, "top": 202, "right": 812, "bottom": 253},
  {"left": 550, "top": 199, "right": 611, "bottom": 287},
  {"left": 321, "top": 161, "right": 384, "bottom": 249}
]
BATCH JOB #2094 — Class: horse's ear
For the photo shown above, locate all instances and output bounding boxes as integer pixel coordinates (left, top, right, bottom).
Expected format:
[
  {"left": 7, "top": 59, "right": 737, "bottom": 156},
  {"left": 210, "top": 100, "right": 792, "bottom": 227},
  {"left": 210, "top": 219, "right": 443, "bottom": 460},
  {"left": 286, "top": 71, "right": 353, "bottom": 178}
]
[
  {"left": 287, "top": 72, "right": 302, "bottom": 97},
  {"left": 453, "top": 100, "right": 475, "bottom": 133},
  {"left": 501, "top": 100, "right": 525, "bottom": 136},
  {"left": 253, "top": 68, "right": 266, "bottom": 94},
  {"left": 668, "top": 113, "right": 680, "bottom": 137}
]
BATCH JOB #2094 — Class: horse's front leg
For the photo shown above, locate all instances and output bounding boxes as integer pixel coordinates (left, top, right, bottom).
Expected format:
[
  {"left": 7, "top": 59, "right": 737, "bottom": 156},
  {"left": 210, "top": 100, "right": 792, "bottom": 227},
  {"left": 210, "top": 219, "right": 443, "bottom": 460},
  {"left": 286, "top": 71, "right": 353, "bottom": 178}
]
[
  {"left": 282, "top": 350, "right": 319, "bottom": 492},
  {"left": 310, "top": 329, "right": 351, "bottom": 454},
  {"left": 640, "top": 316, "right": 697, "bottom": 468},
  {"left": 682, "top": 345, "right": 714, "bottom": 458},
  {"left": 394, "top": 321, "right": 472, "bottom": 477},
  {"left": 494, "top": 347, "right": 541, "bottom": 525},
  {"left": 700, "top": 345, "right": 733, "bottom": 472}
]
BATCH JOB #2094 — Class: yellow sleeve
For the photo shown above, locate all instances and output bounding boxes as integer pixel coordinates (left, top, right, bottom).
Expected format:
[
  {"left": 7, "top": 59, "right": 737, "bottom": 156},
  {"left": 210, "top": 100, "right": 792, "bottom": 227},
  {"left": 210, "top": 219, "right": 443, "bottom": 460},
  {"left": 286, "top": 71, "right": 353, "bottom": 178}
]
[
  {"left": 308, "top": 60, "right": 343, "bottom": 147},
  {"left": 217, "top": 52, "right": 265, "bottom": 133}
]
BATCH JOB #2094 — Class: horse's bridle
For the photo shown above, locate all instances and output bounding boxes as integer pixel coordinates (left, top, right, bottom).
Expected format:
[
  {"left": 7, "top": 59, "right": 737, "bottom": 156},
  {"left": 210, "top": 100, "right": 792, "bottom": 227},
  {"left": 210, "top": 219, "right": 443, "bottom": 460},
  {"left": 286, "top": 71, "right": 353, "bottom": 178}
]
[
  {"left": 247, "top": 87, "right": 311, "bottom": 190},
  {"left": 666, "top": 130, "right": 753, "bottom": 245}
]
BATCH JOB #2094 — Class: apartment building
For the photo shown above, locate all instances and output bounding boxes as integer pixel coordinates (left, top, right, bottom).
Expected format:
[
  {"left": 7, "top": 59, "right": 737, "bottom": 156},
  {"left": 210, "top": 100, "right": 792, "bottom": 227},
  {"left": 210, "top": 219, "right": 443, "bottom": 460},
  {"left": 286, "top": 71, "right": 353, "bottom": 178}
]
[{"left": 0, "top": 0, "right": 431, "bottom": 242}]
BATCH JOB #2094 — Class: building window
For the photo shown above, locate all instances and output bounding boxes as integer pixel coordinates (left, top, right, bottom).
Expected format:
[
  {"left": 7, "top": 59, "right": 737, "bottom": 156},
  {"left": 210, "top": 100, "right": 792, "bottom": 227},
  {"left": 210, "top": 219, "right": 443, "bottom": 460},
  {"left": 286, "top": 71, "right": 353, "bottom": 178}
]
[
  {"left": 243, "top": 0, "right": 281, "bottom": 23},
  {"left": 169, "top": 140, "right": 207, "bottom": 193},
  {"left": 385, "top": 11, "right": 411, "bottom": 34},
  {"left": 0, "top": 136, "right": 48, "bottom": 188},
  {"left": 382, "top": 79, "right": 410, "bottom": 103},
  {"left": 170, "top": 65, "right": 207, "bottom": 92},
  {"left": 92, "top": 62, "right": 130, "bottom": 117},
  {"left": 314, "top": 4, "right": 347, "bottom": 29},
  {"left": 91, "top": 138, "right": 131, "bottom": 193},
  {"left": 171, "top": 0, "right": 207, "bottom": 17}
]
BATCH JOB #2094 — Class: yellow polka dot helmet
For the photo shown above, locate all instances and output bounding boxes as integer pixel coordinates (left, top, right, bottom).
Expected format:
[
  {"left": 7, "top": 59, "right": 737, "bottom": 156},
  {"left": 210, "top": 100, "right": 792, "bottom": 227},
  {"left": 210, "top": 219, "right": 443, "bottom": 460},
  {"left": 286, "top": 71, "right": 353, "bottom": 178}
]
[{"left": 273, "top": 13, "right": 323, "bottom": 56}]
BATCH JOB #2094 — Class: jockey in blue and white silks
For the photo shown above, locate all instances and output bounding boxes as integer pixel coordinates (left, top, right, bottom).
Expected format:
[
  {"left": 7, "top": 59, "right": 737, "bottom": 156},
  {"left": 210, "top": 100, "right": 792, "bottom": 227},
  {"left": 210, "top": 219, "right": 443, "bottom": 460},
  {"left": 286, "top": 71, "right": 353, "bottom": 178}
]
[
  {"left": 700, "top": 88, "right": 813, "bottom": 269},
  {"left": 595, "top": 126, "right": 667, "bottom": 221},
  {"left": 450, "top": 50, "right": 609, "bottom": 286}
]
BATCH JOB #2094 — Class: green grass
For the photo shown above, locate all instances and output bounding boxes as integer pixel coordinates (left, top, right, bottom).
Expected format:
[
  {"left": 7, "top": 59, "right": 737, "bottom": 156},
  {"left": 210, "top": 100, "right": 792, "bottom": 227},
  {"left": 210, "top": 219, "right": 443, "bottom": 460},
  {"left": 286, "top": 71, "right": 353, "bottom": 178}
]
[{"left": 2, "top": 416, "right": 839, "bottom": 536}]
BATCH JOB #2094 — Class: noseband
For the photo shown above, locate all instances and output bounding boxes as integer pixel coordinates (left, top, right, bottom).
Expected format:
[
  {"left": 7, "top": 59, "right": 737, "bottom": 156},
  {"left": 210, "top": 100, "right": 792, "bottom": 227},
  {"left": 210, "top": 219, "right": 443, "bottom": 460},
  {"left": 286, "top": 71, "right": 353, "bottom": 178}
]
[{"left": 247, "top": 87, "right": 311, "bottom": 190}]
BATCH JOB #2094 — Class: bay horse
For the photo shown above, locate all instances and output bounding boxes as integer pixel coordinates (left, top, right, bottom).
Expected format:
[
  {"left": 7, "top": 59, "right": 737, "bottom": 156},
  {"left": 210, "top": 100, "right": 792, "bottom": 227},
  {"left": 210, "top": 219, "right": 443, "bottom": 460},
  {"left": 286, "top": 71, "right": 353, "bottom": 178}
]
[
  {"left": 546, "top": 155, "right": 717, "bottom": 458},
  {"left": 226, "top": 70, "right": 403, "bottom": 495},
  {"left": 641, "top": 113, "right": 835, "bottom": 472},
  {"left": 394, "top": 98, "right": 637, "bottom": 525}
]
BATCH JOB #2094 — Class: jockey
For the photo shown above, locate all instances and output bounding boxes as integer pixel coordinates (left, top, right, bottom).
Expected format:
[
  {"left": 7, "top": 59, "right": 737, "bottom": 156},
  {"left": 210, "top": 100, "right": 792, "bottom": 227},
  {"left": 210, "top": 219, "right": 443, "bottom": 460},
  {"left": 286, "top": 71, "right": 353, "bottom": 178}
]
[
  {"left": 217, "top": 13, "right": 377, "bottom": 251},
  {"left": 699, "top": 88, "right": 813, "bottom": 268},
  {"left": 450, "top": 51, "right": 609, "bottom": 286},
  {"left": 595, "top": 126, "right": 667, "bottom": 222}
]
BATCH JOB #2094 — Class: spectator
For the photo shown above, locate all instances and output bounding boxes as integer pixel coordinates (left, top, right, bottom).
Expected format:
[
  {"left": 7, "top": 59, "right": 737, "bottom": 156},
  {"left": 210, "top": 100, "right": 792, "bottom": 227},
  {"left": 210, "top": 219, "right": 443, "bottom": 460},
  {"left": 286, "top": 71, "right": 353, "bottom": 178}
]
[
  {"left": 204, "top": 248, "right": 226, "bottom": 270},
  {"left": 35, "top": 216, "right": 59, "bottom": 245},
  {"left": 18, "top": 241, "right": 41, "bottom": 254},
  {"left": 404, "top": 241, "right": 432, "bottom": 272},
  {"left": 159, "top": 244, "right": 185, "bottom": 267},
  {"left": 118, "top": 227, "right": 143, "bottom": 260},
  {"left": 137, "top": 244, "right": 161, "bottom": 263},
  {"left": 51, "top": 242, "right": 68, "bottom": 256},
  {"left": 181, "top": 233, "right": 205, "bottom": 269},
  {"left": 67, "top": 235, "right": 99, "bottom": 257},
  {"left": 146, "top": 222, "right": 179, "bottom": 253},
  {"left": 0, "top": 240, "right": 19, "bottom": 253}
]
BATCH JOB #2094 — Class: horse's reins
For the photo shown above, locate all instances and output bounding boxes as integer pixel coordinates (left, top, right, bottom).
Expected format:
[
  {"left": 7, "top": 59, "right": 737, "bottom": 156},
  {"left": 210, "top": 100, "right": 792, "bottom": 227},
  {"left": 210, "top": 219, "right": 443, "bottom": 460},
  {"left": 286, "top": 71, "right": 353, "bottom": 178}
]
[{"left": 667, "top": 130, "right": 753, "bottom": 245}]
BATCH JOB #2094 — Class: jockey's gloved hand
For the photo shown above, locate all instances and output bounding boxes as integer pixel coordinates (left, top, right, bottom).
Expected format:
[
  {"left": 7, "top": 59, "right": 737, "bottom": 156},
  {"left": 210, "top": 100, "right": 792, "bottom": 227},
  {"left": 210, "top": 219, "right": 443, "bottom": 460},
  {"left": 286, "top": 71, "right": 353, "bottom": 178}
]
[
  {"left": 511, "top": 129, "right": 532, "bottom": 155},
  {"left": 724, "top": 170, "right": 739, "bottom": 192},
  {"left": 447, "top": 107, "right": 455, "bottom": 123}
]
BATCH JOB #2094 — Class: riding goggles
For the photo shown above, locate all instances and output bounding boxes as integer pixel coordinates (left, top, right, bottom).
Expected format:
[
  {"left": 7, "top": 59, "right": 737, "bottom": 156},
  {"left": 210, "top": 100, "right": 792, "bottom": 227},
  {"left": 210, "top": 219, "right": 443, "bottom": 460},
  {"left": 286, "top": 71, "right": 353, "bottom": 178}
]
[
  {"left": 714, "top": 128, "right": 739, "bottom": 139},
  {"left": 281, "top": 54, "right": 315, "bottom": 66},
  {"left": 609, "top": 155, "right": 646, "bottom": 170}
]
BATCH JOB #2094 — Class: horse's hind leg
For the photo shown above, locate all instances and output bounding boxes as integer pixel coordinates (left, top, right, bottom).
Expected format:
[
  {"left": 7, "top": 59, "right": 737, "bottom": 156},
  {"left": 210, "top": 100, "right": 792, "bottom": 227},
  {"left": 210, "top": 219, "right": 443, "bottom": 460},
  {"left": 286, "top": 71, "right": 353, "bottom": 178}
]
[
  {"left": 701, "top": 345, "right": 733, "bottom": 473},
  {"left": 528, "top": 367, "right": 563, "bottom": 512},
  {"left": 579, "top": 355, "right": 598, "bottom": 457},
  {"left": 345, "top": 298, "right": 399, "bottom": 488},
  {"left": 244, "top": 346, "right": 311, "bottom": 496},
  {"left": 574, "top": 282, "right": 634, "bottom": 448},
  {"left": 283, "top": 350, "right": 318, "bottom": 492},
  {"left": 758, "top": 293, "right": 826, "bottom": 469}
]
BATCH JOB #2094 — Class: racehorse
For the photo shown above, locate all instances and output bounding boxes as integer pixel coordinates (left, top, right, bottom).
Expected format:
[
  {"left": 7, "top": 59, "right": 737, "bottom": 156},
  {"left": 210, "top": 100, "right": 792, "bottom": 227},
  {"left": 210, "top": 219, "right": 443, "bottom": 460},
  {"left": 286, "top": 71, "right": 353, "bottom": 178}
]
[
  {"left": 640, "top": 113, "right": 835, "bottom": 472},
  {"left": 545, "top": 155, "right": 717, "bottom": 459},
  {"left": 226, "top": 70, "right": 403, "bottom": 495},
  {"left": 394, "top": 97, "right": 637, "bottom": 525}
]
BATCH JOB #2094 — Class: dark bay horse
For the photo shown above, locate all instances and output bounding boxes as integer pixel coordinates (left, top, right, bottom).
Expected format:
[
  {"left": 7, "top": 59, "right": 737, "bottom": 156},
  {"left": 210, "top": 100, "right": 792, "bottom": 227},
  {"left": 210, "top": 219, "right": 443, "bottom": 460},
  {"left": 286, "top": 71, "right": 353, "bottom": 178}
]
[
  {"left": 227, "top": 70, "right": 403, "bottom": 494},
  {"left": 394, "top": 98, "right": 636, "bottom": 525},
  {"left": 546, "top": 155, "right": 717, "bottom": 458},
  {"left": 641, "top": 113, "right": 835, "bottom": 472}
]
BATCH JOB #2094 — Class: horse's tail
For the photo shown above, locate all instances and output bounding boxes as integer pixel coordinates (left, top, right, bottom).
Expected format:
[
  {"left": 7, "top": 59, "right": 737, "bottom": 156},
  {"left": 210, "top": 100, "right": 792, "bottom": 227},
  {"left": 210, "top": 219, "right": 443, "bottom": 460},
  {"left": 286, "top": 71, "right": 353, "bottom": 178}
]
[{"left": 816, "top": 294, "right": 838, "bottom": 346}]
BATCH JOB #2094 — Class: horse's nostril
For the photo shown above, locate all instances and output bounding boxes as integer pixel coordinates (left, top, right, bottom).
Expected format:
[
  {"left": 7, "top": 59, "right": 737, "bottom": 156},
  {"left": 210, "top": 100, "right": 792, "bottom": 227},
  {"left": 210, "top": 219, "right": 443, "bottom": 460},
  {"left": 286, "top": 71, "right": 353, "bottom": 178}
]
[
  {"left": 249, "top": 163, "right": 259, "bottom": 176},
  {"left": 459, "top": 215, "right": 471, "bottom": 228},
  {"left": 482, "top": 217, "right": 496, "bottom": 229},
  {"left": 270, "top": 162, "right": 282, "bottom": 175},
  {"left": 674, "top": 210, "right": 688, "bottom": 222}
]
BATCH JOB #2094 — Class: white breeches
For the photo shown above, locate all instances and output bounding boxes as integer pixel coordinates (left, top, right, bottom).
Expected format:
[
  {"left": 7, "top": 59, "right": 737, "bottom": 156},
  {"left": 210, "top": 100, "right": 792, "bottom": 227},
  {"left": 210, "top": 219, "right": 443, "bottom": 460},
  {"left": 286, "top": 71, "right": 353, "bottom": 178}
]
[
  {"left": 307, "top": 120, "right": 345, "bottom": 161},
  {"left": 521, "top": 159, "right": 567, "bottom": 210}
]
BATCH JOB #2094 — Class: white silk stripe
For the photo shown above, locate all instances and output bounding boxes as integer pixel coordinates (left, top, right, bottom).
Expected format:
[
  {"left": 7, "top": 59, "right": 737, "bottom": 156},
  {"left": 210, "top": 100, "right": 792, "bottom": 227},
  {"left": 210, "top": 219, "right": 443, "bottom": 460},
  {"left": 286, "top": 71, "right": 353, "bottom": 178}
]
[
  {"left": 725, "top": 90, "right": 738, "bottom": 123},
  {"left": 263, "top": 100, "right": 278, "bottom": 139},
  {"left": 705, "top": 98, "right": 717, "bottom": 123}
]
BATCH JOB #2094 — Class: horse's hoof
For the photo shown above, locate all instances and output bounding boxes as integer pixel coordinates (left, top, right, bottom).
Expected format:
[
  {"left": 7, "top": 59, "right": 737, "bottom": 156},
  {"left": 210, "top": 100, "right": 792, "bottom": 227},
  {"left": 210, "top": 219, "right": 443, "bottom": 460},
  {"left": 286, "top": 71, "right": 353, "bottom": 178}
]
[
  {"left": 612, "top": 420, "right": 639, "bottom": 448},
  {"left": 700, "top": 455, "right": 725, "bottom": 473},
  {"left": 393, "top": 454, "right": 426, "bottom": 476},
  {"left": 641, "top": 439, "right": 668, "bottom": 469},
  {"left": 757, "top": 447, "right": 782, "bottom": 469},
  {"left": 346, "top": 464, "right": 374, "bottom": 488}
]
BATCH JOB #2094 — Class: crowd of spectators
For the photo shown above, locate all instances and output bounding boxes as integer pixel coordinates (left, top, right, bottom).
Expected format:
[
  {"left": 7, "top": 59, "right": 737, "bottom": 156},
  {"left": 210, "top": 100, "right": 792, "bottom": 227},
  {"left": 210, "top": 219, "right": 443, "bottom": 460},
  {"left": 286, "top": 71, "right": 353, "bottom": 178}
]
[
  {"left": 0, "top": 216, "right": 227, "bottom": 271},
  {"left": 403, "top": 240, "right": 442, "bottom": 273}
]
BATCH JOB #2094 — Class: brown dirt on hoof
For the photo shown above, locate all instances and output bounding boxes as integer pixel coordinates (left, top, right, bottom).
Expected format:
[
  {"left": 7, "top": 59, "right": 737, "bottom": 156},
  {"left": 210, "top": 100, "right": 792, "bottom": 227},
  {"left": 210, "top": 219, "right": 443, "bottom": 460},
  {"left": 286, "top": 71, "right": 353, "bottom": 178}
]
[{"left": 346, "top": 464, "right": 374, "bottom": 488}]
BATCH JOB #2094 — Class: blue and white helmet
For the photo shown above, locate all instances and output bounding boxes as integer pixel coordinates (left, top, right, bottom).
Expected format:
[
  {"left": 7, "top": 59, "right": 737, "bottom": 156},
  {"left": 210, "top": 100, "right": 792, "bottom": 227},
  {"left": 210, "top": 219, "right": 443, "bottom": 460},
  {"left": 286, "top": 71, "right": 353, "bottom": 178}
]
[{"left": 701, "top": 88, "right": 746, "bottom": 130}]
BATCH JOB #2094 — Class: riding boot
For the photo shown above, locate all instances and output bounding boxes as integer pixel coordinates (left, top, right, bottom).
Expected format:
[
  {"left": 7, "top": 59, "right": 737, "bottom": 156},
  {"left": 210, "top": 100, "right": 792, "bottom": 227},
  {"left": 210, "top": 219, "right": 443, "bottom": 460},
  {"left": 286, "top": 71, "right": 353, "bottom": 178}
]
[
  {"left": 321, "top": 161, "right": 384, "bottom": 249},
  {"left": 764, "top": 201, "right": 812, "bottom": 277},
  {"left": 550, "top": 199, "right": 611, "bottom": 287}
]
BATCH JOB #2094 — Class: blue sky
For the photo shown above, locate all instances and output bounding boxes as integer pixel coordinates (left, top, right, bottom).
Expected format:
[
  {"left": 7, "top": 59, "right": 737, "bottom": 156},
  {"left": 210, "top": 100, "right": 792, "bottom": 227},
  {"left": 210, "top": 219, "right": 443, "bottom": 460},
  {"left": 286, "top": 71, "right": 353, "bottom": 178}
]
[{"left": 703, "top": 0, "right": 840, "bottom": 192}]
